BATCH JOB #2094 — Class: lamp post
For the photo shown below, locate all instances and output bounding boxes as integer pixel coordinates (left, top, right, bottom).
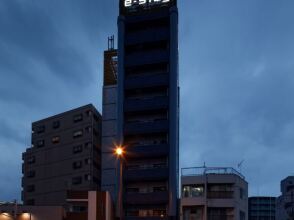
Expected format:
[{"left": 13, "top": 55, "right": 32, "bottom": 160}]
[{"left": 115, "top": 146, "right": 124, "bottom": 220}]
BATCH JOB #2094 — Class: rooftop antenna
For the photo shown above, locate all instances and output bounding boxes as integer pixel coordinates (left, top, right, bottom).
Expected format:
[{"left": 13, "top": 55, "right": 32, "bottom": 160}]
[
  {"left": 108, "top": 35, "right": 115, "bottom": 51},
  {"left": 238, "top": 160, "right": 245, "bottom": 174}
]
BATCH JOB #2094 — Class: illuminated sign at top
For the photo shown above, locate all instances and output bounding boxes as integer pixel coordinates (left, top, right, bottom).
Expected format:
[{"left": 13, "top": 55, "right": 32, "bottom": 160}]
[{"left": 124, "top": 0, "right": 171, "bottom": 8}]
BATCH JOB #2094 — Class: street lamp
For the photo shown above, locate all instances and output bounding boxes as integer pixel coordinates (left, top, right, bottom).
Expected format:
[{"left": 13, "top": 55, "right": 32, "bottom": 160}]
[{"left": 115, "top": 146, "right": 124, "bottom": 220}]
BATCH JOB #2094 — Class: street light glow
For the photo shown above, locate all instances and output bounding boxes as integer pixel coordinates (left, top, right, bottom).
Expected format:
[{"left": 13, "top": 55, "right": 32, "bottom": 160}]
[{"left": 115, "top": 147, "right": 123, "bottom": 156}]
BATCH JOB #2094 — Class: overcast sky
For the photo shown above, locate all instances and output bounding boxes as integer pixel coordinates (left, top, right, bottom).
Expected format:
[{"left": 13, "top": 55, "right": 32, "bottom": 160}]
[{"left": 0, "top": 0, "right": 294, "bottom": 201}]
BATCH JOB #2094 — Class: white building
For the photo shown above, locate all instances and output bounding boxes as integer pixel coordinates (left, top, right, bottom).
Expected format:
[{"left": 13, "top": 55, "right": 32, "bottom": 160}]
[{"left": 180, "top": 167, "right": 248, "bottom": 220}]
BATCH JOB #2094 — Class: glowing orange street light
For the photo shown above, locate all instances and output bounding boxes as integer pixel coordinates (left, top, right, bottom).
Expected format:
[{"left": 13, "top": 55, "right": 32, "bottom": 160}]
[{"left": 115, "top": 147, "right": 124, "bottom": 156}]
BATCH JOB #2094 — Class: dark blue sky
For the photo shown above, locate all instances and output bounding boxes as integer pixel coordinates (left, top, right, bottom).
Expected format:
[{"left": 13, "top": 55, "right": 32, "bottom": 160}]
[{"left": 0, "top": 0, "right": 294, "bottom": 201}]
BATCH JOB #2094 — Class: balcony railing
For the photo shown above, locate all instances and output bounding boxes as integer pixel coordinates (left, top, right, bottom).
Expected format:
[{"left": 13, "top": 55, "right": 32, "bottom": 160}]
[
  {"left": 125, "top": 191, "right": 169, "bottom": 205},
  {"left": 207, "top": 191, "right": 234, "bottom": 199},
  {"left": 181, "top": 166, "right": 245, "bottom": 180},
  {"left": 125, "top": 96, "right": 168, "bottom": 112}
]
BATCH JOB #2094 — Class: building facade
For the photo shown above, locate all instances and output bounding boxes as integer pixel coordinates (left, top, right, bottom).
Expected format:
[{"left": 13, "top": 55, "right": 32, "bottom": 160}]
[
  {"left": 180, "top": 167, "right": 248, "bottom": 220},
  {"left": 248, "top": 197, "right": 276, "bottom": 220},
  {"left": 101, "top": 44, "right": 119, "bottom": 201},
  {"left": 22, "top": 104, "right": 102, "bottom": 206},
  {"left": 117, "top": 0, "right": 179, "bottom": 219},
  {"left": 66, "top": 191, "right": 114, "bottom": 220},
  {"left": 276, "top": 176, "right": 294, "bottom": 220}
]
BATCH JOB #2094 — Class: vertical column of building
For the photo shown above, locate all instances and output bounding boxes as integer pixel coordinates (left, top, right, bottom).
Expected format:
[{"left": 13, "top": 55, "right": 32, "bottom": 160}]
[
  {"left": 117, "top": 1, "right": 179, "bottom": 219},
  {"left": 101, "top": 48, "right": 119, "bottom": 202}
]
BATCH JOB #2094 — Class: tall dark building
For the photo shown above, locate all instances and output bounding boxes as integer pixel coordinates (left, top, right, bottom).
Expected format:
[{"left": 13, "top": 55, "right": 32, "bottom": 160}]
[
  {"left": 22, "top": 104, "right": 102, "bottom": 206},
  {"left": 249, "top": 197, "right": 276, "bottom": 220},
  {"left": 117, "top": 0, "right": 179, "bottom": 219}
]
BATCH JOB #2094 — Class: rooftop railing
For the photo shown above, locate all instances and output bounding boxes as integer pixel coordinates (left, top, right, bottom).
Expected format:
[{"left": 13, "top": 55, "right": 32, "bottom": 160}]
[{"left": 181, "top": 166, "right": 245, "bottom": 179}]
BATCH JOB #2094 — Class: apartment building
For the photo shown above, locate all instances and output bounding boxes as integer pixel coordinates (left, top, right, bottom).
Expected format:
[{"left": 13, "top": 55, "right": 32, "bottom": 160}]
[
  {"left": 22, "top": 104, "right": 102, "bottom": 206},
  {"left": 180, "top": 167, "right": 248, "bottom": 220},
  {"left": 248, "top": 197, "right": 276, "bottom": 220}
]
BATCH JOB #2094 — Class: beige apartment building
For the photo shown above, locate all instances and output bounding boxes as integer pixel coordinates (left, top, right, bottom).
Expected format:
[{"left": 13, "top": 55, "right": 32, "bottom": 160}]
[{"left": 180, "top": 167, "right": 248, "bottom": 220}]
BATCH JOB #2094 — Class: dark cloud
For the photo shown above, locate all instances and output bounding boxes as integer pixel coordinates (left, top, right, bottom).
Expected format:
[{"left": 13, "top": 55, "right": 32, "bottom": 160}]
[{"left": 1, "top": 0, "right": 294, "bottom": 201}]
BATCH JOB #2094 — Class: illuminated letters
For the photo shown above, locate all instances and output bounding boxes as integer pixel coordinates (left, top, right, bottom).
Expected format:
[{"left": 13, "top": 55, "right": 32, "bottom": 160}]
[{"left": 125, "top": 0, "right": 132, "bottom": 7}]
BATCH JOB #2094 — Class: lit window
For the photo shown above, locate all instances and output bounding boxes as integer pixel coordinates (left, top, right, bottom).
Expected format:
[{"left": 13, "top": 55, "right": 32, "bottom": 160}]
[
  {"left": 182, "top": 185, "right": 204, "bottom": 198},
  {"left": 73, "top": 130, "right": 83, "bottom": 138},
  {"left": 52, "top": 136, "right": 60, "bottom": 144}
]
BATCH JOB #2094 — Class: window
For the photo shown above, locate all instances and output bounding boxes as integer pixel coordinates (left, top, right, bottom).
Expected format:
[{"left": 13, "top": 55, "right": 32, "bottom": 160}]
[
  {"left": 73, "top": 114, "right": 83, "bottom": 123},
  {"left": 27, "top": 185, "right": 35, "bottom": 192},
  {"left": 240, "top": 211, "right": 246, "bottom": 220},
  {"left": 27, "top": 156, "right": 36, "bottom": 164},
  {"left": 85, "top": 126, "right": 92, "bottom": 133},
  {"left": 52, "top": 136, "right": 60, "bottom": 144},
  {"left": 72, "top": 177, "right": 82, "bottom": 185},
  {"left": 73, "top": 130, "right": 83, "bottom": 138},
  {"left": 27, "top": 170, "right": 36, "bottom": 178},
  {"left": 73, "top": 145, "right": 83, "bottom": 154},
  {"left": 73, "top": 161, "right": 82, "bottom": 169},
  {"left": 85, "top": 142, "right": 92, "bottom": 149},
  {"left": 70, "top": 205, "right": 87, "bottom": 213},
  {"left": 52, "top": 121, "right": 60, "bottom": 129},
  {"left": 240, "top": 188, "right": 245, "bottom": 199},
  {"left": 36, "top": 140, "right": 45, "bottom": 148},
  {"left": 93, "top": 129, "right": 99, "bottom": 137},
  {"left": 153, "top": 186, "right": 167, "bottom": 192},
  {"left": 85, "top": 158, "right": 91, "bottom": 165},
  {"left": 35, "top": 125, "right": 45, "bottom": 134},
  {"left": 85, "top": 174, "right": 91, "bottom": 181},
  {"left": 182, "top": 185, "right": 204, "bottom": 198},
  {"left": 86, "top": 110, "right": 92, "bottom": 117}
]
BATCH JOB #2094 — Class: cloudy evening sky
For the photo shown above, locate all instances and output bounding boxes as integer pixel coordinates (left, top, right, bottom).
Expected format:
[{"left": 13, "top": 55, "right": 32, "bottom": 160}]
[{"left": 0, "top": 0, "right": 294, "bottom": 201}]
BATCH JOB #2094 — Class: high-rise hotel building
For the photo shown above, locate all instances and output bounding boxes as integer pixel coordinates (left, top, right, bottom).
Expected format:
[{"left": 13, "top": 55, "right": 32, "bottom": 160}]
[{"left": 116, "top": 0, "right": 179, "bottom": 219}]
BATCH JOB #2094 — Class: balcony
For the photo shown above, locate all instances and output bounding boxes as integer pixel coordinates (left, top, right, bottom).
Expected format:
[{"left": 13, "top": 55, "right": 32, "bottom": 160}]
[
  {"left": 125, "top": 74, "right": 168, "bottom": 90},
  {"left": 125, "top": 96, "right": 168, "bottom": 112},
  {"left": 125, "top": 28, "right": 169, "bottom": 45},
  {"left": 124, "top": 120, "right": 168, "bottom": 135},
  {"left": 125, "top": 191, "right": 169, "bottom": 205},
  {"left": 207, "top": 191, "right": 234, "bottom": 199},
  {"left": 125, "top": 50, "right": 169, "bottom": 67},
  {"left": 127, "top": 144, "right": 169, "bottom": 159},
  {"left": 124, "top": 167, "right": 169, "bottom": 182}
]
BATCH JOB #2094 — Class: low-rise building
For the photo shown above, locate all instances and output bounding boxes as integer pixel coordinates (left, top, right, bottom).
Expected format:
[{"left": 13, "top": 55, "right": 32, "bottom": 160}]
[
  {"left": 180, "top": 166, "right": 248, "bottom": 220},
  {"left": 248, "top": 196, "right": 276, "bottom": 220},
  {"left": 276, "top": 176, "right": 294, "bottom": 220}
]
